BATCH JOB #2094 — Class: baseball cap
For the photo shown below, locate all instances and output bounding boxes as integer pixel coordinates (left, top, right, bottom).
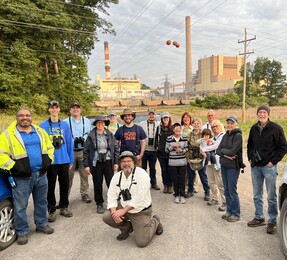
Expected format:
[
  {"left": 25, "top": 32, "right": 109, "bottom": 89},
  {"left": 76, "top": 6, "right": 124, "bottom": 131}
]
[
  {"left": 226, "top": 116, "right": 238, "bottom": 123},
  {"left": 48, "top": 100, "right": 60, "bottom": 108},
  {"left": 70, "top": 101, "right": 81, "bottom": 108},
  {"left": 161, "top": 112, "right": 171, "bottom": 118},
  {"left": 108, "top": 111, "right": 117, "bottom": 117}
]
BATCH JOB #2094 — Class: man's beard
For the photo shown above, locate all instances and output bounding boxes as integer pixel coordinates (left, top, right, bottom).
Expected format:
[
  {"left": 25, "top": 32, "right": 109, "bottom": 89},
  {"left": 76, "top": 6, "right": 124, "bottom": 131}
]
[{"left": 123, "top": 167, "right": 133, "bottom": 175}]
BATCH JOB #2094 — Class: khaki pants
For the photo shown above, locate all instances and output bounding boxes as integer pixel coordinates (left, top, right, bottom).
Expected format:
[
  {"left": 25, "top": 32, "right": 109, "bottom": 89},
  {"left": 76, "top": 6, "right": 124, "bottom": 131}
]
[
  {"left": 68, "top": 150, "right": 89, "bottom": 197},
  {"left": 102, "top": 207, "right": 159, "bottom": 247},
  {"left": 206, "top": 165, "right": 225, "bottom": 203}
]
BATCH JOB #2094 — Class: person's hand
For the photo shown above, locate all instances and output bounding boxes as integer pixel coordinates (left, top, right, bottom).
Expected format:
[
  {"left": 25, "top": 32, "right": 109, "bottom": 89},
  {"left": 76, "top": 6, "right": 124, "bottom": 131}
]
[
  {"left": 136, "top": 154, "right": 143, "bottom": 160},
  {"left": 114, "top": 164, "right": 119, "bottom": 172},
  {"left": 267, "top": 161, "right": 274, "bottom": 167},
  {"left": 111, "top": 209, "right": 126, "bottom": 223},
  {"left": 85, "top": 167, "right": 91, "bottom": 174},
  {"left": 202, "top": 152, "right": 207, "bottom": 158},
  {"left": 69, "top": 165, "right": 73, "bottom": 170}
]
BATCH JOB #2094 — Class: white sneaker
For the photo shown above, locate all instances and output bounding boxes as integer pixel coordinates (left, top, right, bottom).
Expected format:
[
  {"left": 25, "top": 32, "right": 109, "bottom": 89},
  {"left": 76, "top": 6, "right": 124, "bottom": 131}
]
[
  {"left": 180, "top": 197, "right": 186, "bottom": 204},
  {"left": 207, "top": 161, "right": 212, "bottom": 165},
  {"left": 174, "top": 196, "right": 180, "bottom": 203}
]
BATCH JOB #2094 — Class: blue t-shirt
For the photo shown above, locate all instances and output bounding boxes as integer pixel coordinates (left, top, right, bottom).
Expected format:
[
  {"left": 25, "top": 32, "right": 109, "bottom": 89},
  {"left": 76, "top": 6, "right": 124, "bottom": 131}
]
[
  {"left": 114, "top": 124, "right": 147, "bottom": 155},
  {"left": 40, "top": 119, "right": 74, "bottom": 166},
  {"left": 18, "top": 126, "right": 42, "bottom": 172}
]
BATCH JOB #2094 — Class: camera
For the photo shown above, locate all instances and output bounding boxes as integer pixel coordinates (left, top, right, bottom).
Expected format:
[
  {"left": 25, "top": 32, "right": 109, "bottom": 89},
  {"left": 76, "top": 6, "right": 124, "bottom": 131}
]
[
  {"left": 98, "top": 153, "right": 107, "bottom": 162},
  {"left": 148, "top": 137, "right": 154, "bottom": 146},
  {"left": 52, "top": 136, "right": 64, "bottom": 149},
  {"left": 74, "top": 137, "right": 85, "bottom": 150},
  {"left": 120, "top": 189, "right": 132, "bottom": 201}
]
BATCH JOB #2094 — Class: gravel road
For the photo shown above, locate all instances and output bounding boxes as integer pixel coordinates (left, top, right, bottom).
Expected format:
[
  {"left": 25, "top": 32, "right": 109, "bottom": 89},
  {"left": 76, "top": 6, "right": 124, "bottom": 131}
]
[{"left": 1, "top": 159, "right": 285, "bottom": 260}]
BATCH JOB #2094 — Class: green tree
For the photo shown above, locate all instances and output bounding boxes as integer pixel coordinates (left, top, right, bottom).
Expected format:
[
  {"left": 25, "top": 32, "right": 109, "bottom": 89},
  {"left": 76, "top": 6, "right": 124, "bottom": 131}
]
[
  {"left": 0, "top": 0, "right": 118, "bottom": 113},
  {"left": 253, "top": 57, "right": 287, "bottom": 106}
]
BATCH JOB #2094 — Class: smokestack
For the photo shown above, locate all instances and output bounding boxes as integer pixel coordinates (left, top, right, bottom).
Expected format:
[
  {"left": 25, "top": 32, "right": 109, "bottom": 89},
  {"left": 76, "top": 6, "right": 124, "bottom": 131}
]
[
  {"left": 185, "top": 16, "right": 192, "bottom": 93},
  {"left": 104, "top": 41, "right": 111, "bottom": 80}
]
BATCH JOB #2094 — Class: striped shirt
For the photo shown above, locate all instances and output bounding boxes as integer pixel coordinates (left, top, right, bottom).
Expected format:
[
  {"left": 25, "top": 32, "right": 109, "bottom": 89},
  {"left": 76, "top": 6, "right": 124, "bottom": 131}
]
[{"left": 165, "top": 135, "right": 188, "bottom": 166}]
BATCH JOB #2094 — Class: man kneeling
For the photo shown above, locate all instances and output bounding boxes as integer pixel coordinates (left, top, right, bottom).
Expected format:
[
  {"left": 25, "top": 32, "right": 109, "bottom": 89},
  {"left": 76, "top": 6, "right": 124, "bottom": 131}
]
[{"left": 102, "top": 151, "right": 163, "bottom": 247}]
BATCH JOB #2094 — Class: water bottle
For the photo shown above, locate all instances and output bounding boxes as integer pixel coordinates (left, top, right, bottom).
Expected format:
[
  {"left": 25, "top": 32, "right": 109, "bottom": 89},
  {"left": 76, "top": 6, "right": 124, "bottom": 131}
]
[{"left": 8, "top": 175, "right": 16, "bottom": 188}]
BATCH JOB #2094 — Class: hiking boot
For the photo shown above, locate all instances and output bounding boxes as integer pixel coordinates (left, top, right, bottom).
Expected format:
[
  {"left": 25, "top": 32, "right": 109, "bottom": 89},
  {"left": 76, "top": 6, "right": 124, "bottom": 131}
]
[
  {"left": 151, "top": 184, "right": 160, "bottom": 190},
  {"left": 163, "top": 186, "right": 168, "bottom": 194},
  {"left": 222, "top": 212, "right": 231, "bottom": 220},
  {"left": 116, "top": 227, "right": 133, "bottom": 241},
  {"left": 267, "top": 223, "right": 277, "bottom": 234},
  {"left": 97, "top": 204, "right": 105, "bottom": 214},
  {"left": 174, "top": 196, "right": 180, "bottom": 203},
  {"left": 60, "top": 208, "right": 73, "bottom": 218},
  {"left": 48, "top": 212, "right": 56, "bottom": 222},
  {"left": 153, "top": 215, "right": 163, "bottom": 235},
  {"left": 82, "top": 194, "right": 92, "bottom": 203},
  {"left": 167, "top": 187, "right": 173, "bottom": 194},
  {"left": 17, "top": 235, "right": 28, "bottom": 245},
  {"left": 185, "top": 191, "right": 194, "bottom": 198},
  {"left": 218, "top": 203, "right": 227, "bottom": 212},
  {"left": 180, "top": 197, "right": 186, "bottom": 204},
  {"left": 36, "top": 225, "right": 54, "bottom": 234},
  {"left": 227, "top": 215, "right": 240, "bottom": 222},
  {"left": 247, "top": 218, "right": 266, "bottom": 227},
  {"left": 204, "top": 193, "right": 210, "bottom": 201},
  {"left": 207, "top": 199, "right": 220, "bottom": 206}
]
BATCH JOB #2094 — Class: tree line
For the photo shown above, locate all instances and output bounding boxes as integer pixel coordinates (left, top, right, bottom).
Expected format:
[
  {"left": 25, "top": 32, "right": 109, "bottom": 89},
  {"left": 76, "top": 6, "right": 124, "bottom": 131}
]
[{"left": 0, "top": 0, "right": 118, "bottom": 114}]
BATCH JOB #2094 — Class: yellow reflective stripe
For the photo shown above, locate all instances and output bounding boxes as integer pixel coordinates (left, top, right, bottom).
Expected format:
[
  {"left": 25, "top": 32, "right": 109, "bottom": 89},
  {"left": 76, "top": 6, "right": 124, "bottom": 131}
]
[{"left": 2, "top": 159, "right": 14, "bottom": 169}]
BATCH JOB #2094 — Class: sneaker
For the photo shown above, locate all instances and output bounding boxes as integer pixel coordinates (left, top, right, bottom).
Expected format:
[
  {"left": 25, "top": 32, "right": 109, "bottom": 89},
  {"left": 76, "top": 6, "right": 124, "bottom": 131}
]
[
  {"left": 82, "top": 194, "right": 92, "bottom": 203},
  {"left": 36, "top": 225, "right": 54, "bottom": 234},
  {"left": 194, "top": 189, "right": 199, "bottom": 193},
  {"left": 174, "top": 196, "right": 180, "bottom": 203},
  {"left": 153, "top": 215, "right": 164, "bottom": 235},
  {"left": 59, "top": 208, "right": 73, "bottom": 218},
  {"left": 97, "top": 204, "right": 105, "bottom": 214},
  {"left": 213, "top": 165, "right": 219, "bottom": 171},
  {"left": 151, "top": 184, "right": 160, "bottom": 190},
  {"left": 48, "top": 212, "right": 56, "bottom": 222},
  {"left": 247, "top": 218, "right": 266, "bottom": 227},
  {"left": 218, "top": 203, "right": 227, "bottom": 212},
  {"left": 227, "top": 215, "right": 240, "bottom": 222},
  {"left": 180, "top": 197, "right": 186, "bottom": 204},
  {"left": 222, "top": 212, "right": 231, "bottom": 220},
  {"left": 207, "top": 161, "right": 212, "bottom": 165},
  {"left": 207, "top": 199, "right": 220, "bottom": 206},
  {"left": 266, "top": 223, "right": 277, "bottom": 234},
  {"left": 204, "top": 193, "right": 210, "bottom": 201},
  {"left": 17, "top": 235, "right": 28, "bottom": 245}
]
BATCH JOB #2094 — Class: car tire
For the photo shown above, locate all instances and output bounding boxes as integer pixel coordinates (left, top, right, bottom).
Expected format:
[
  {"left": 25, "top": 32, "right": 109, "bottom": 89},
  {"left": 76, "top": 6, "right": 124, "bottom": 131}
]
[{"left": 0, "top": 199, "right": 16, "bottom": 251}]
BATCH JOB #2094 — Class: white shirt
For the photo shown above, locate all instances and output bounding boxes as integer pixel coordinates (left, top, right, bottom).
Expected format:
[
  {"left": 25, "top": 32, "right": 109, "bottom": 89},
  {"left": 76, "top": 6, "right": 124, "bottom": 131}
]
[
  {"left": 138, "top": 120, "right": 160, "bottom": 151},
  {"left": 107, "top": 167, "right": 151, "bottom": 213}
]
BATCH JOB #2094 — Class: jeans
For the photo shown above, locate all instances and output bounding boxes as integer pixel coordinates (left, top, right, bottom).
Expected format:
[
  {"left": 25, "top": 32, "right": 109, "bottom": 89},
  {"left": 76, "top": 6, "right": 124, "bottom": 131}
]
[
  {"left": 12, "top": 172, "right": 48, "bottom": 236},
  {"left": 221, "top": 166, "right": 240, "bottom": 217},
  {"left": 187, "top": 165, "right": 210, "bottom": 195},
  {"left": 142, "top": 151, "right": 157, "bottom": 185},
  {"left": 251, "top": 165, "right": 278, "bottom": 224},
  {"left": 157, "top": 154, "right": 173, "bottom": 187}
]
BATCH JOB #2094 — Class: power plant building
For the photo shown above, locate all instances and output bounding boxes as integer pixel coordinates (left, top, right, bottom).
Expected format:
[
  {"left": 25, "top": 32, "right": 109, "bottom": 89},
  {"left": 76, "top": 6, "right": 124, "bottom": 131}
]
[{"left": 195, "top": 55, "right": 244, "bottom": 94}]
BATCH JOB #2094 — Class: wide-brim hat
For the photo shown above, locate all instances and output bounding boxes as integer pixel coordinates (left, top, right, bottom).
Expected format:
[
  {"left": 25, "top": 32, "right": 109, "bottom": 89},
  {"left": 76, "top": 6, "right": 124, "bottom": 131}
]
[
  {"left": 120, "top": 108, "right": 136, "bottom": 120},
  {"left": 119, "top": 151, "right": 137, "bottom": 164},
  {"left": 93, "top": 115, "right": 110, "bottom": 126}
]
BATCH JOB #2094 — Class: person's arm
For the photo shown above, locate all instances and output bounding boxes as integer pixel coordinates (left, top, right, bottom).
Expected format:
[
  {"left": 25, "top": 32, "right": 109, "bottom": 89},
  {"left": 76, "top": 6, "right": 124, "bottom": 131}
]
[
  {"left": 65, "top": 123, "right": 74, "bottom": 169},
  {"left": 271, "top": 125, "right": 287, "bottom": 165},
  {"left": 202, "top": 134, "right": 224, "bottom": 152},
  {"left": 221, "top": 133, "right": 242, "bottom": 156},
  {"left": 83, "top": 134, "right": 92, "bottom": 174}
]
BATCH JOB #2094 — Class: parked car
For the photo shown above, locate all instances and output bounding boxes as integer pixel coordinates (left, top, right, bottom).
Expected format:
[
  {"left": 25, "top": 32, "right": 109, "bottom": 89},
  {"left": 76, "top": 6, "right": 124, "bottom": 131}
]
[
  {"left": 279, "top": 163, "right": 287, "bottom": 257},
  {"left": 0, "top": 171, "right": 16, "bottom": 251}
]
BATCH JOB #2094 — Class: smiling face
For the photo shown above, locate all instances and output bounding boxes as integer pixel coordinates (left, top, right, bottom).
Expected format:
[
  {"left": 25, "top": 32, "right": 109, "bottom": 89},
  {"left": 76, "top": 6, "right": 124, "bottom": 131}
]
[
  {"left": 123, "top": 114, "right": 134, "bottom": 124},
  {"left": 148, "top": 112, "right": 156, "bottom": 122},
  {"left": 49, "top": 105, "right": 60, "bottom": 118},
  {"left": 70, "top": 105, "right": 81, "bottom": 118},
  {"left": 257, "top": 110, "right": 269, "bottom": 126},
  {"left": 226, "top": 120, "right": 237, "bottom": 132},
  {"left": 183, "top": 115, "right": 191, "bottom": 126},
  {"left": 207, "top": 111, "right": 215, "bottom": 123},
  {"left": 16, "top": 109, "right": 32, "bottom": 129},
  {"left": 96, "top": 121, "right": 105, "bottom": 132},
  {"left": 192, "top": 119, "right": 201, "bottom": 130},
  {"left": 120, "top": 156, "right": 135, "bottom": 174}
]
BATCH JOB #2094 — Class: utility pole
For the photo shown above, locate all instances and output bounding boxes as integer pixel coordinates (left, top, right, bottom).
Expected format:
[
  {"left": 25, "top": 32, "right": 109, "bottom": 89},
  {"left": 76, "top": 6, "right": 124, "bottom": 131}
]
[{"left": 238, "top": 28, "right": 256, "bottom": 123}]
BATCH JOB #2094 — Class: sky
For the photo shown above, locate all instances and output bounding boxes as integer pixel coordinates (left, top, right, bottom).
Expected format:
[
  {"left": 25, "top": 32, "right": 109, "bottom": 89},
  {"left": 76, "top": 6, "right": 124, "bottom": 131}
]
[{"left": 87, "top": 0, "right": 287, "bottom": 89}]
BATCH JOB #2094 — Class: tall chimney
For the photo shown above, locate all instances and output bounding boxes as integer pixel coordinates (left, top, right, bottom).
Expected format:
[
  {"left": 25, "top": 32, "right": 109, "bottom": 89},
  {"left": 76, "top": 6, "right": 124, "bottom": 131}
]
[
  {"left": 185, "top": 16, "right": 192, "bottom": 93},
  {"left": 104, "top": 41, "right": 111, "bottom": 80}
]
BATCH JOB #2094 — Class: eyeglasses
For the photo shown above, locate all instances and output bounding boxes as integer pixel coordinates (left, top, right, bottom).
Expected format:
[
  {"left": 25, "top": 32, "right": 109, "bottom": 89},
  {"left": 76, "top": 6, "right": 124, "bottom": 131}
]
[{"left": 212, "top": 125, "right": 220, "bottom": 128}]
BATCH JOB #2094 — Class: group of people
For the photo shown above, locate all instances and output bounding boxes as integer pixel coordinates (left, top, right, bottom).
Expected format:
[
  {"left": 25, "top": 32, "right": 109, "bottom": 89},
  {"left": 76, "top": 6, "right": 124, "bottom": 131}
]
[{"left": 0, "top": 103, "right": 286, "bottom": 248}]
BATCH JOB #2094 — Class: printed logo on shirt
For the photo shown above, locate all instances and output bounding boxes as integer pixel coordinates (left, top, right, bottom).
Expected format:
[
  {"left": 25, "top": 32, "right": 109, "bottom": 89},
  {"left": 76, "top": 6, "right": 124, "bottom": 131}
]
[{"left": 124, "top": 131, "right": 136, "bottom": 140}]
